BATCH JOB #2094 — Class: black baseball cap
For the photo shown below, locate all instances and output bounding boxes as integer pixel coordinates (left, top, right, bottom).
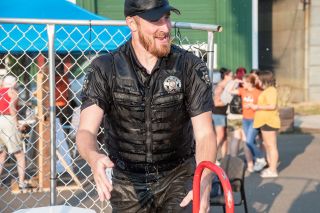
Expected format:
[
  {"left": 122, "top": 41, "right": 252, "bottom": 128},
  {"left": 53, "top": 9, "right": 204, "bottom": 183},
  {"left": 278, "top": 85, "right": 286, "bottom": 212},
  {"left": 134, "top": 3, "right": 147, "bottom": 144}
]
[{"left": 124, "top": 0, "right": 181, "bottom": 22}]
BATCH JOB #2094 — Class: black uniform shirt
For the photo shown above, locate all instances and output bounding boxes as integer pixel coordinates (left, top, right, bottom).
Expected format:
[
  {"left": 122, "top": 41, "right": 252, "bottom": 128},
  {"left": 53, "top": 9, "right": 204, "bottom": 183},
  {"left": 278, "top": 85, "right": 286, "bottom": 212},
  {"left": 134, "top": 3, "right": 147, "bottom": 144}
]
[{"left": 81, "top": 40, "right": 213, "bottom": 169}]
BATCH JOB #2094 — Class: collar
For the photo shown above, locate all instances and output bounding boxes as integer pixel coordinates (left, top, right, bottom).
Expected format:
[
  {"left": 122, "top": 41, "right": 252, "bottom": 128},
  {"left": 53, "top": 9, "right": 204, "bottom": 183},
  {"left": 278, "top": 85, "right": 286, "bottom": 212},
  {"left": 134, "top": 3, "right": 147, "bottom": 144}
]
[{"left": 128, "top": 39, "right": 166, "bottom": 75}]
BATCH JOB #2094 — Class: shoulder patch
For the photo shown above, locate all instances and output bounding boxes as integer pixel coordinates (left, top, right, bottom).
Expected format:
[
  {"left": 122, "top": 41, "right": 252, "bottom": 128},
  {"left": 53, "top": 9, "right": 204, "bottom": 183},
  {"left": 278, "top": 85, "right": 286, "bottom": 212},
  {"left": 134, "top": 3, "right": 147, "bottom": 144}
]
[
  {"left": 194, "top": 62, "right": 211, "bottom": 86},
  {"left": 81, "top": 65, "right": 95, "bottom": 94}
]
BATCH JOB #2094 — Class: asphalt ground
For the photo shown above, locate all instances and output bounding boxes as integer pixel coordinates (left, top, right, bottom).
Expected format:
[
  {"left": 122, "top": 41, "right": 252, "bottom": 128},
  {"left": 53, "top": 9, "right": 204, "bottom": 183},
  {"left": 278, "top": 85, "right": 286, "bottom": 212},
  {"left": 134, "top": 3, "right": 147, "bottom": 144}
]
[
  {"left": 1, "top": 133, "right": 319, "bottom": 213},
  {"left": 212, "top": 133, "right": 320, "bottom": 213}
]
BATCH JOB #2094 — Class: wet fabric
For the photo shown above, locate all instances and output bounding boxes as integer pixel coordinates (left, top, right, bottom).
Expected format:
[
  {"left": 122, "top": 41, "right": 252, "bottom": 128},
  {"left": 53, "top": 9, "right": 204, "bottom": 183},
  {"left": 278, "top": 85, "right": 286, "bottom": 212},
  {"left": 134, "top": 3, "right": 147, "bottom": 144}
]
[
  {"left": 80, "top": 40, "right": 212, "bottom": 211},
  {"left": 81, "top": 40, "right": 212, "bottom": 170},
  {"left": 110, "top": 158, "right": 195, "bottom": 213}
]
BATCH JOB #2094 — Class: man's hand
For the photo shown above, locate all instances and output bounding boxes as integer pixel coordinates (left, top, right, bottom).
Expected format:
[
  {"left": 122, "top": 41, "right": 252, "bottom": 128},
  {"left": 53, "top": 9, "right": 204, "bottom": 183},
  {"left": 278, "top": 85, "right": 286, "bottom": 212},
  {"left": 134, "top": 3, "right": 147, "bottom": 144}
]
[
  {"left": 89, "top": 153, "right": 114, "bottom": 201},
  {"left": 180, "top": 177, "right": 212, "bottom": 213}
]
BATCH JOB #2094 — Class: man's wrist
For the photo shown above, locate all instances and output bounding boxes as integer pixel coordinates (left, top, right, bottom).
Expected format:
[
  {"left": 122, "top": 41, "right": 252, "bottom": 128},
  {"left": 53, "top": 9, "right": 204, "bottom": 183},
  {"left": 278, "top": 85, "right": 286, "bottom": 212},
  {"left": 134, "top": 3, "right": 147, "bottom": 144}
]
[
  {"left": 201, "top": 169, "right": 214, "bottom": 185},
  {"left": 87, "top": 151, "right": 101, "bottom": 167}
]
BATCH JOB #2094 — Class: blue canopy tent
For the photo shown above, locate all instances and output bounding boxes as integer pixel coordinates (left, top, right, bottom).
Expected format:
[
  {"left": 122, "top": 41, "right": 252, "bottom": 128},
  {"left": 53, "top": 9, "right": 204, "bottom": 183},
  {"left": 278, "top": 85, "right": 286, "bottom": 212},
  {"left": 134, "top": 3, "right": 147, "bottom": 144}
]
[
  {"left": 0, "top": 0, "right": 132, "bottom": 192},
  {"left": 0, "top": 0, "right": 131, "bottom": 106},
  {"left": 0, "top": 0, "right": 131, "bottom": 53}
]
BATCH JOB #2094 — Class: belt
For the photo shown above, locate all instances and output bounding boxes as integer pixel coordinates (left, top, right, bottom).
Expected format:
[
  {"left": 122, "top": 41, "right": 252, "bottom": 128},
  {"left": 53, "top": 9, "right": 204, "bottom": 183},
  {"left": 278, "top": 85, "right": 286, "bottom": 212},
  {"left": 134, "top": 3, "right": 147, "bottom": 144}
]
[{"left": 110, "top": 155, "right": 193, "bottom": 174}]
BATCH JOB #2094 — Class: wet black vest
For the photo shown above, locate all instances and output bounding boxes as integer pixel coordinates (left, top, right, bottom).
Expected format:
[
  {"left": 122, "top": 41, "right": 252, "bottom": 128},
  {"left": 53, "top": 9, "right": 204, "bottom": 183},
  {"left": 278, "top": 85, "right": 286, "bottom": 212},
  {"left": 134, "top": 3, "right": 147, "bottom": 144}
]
[{"left": 95, "top": 43, "right": 198, "bottom": 171}]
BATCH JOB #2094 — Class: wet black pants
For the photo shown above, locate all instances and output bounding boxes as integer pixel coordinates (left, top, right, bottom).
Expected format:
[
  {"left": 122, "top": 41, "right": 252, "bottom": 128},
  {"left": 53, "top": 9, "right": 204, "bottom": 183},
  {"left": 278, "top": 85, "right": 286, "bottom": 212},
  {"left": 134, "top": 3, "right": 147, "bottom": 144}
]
[{"left": 110, "top": 158, "right": 195, "bottom": 213}]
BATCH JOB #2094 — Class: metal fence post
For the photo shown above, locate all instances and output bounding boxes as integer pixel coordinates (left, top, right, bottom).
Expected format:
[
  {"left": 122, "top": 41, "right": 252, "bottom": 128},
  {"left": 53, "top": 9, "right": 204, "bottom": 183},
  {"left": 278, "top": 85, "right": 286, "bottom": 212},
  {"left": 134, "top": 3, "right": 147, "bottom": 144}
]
[
  {"left": 47, "top": 23, "right": 57, "bottom": 206},
  {"left": 207, "top": 31, "right": 215, "bottom": 81}
]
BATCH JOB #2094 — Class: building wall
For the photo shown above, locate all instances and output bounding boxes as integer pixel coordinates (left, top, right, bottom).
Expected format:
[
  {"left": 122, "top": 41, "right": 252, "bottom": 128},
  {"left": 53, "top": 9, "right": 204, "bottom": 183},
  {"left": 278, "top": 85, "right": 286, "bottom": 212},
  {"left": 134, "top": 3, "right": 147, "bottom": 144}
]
[
  {"left": 308, "top": 0, "right": 320, "bottom": 101},
  {"left": 77, "top": 0, "right": 253, "bottom": 72},
  {"left": 77, "top": 0, "right": 215, "bottom": 42},
  {"left": 258, "top": 0, "right": 320, "bottom": 102},
  {"left": 77, "top": 0, "right": 97, "bottom": 13},
  {"left": 268, "top": 0, "right": 306, "bottom": 102},
  {"left": 213, "top": 0, "right": 252, "bottom": 72}
]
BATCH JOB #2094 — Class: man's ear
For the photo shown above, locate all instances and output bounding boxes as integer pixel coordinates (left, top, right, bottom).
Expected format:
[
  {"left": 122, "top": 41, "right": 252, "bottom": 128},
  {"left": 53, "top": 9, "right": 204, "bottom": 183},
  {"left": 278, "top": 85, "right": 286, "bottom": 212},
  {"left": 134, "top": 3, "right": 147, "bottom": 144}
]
[{"left": 126, "top": 16, "right": 138, "bottom": 32}]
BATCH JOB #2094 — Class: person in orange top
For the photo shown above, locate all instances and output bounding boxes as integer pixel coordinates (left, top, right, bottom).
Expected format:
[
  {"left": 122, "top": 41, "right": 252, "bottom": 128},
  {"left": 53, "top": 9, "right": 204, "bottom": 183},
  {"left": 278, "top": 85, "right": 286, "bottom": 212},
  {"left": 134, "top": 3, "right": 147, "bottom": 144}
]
[
  {"left": 248, "top": 70, "right": 280, "bottom": 178},
  {"left": 55, "top": 74, "right": 69, "bottom": 108},
  {"left": 55, "top": 63, "right": 71, "bottom": 126},
  {"left": 230, "top": 74, "right": 266, "bottom": 172},
  {"left": 55, "top": 61, "right": 69, "bottom": 125}
]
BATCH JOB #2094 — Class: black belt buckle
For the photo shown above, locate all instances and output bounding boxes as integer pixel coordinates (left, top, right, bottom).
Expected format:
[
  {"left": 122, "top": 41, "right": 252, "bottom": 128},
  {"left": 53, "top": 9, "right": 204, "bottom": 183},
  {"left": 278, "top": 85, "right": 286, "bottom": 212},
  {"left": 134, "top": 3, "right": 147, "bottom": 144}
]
[
  {"left": 115, "top": 158, "right": 126, "bottom": 170},
  {"left": 144, "top": 164, "right": 159, "bottom": 174},
  {"left": 112, "top": 156, "right": 189, "bottom": 173}
]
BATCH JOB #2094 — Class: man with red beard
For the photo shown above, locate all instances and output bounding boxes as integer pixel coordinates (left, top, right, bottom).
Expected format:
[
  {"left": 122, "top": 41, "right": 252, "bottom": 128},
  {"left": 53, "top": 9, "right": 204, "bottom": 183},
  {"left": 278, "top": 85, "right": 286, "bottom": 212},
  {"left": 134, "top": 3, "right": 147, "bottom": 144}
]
[{"left": 76, "top": 0, "right": 217, "bottom": 212}]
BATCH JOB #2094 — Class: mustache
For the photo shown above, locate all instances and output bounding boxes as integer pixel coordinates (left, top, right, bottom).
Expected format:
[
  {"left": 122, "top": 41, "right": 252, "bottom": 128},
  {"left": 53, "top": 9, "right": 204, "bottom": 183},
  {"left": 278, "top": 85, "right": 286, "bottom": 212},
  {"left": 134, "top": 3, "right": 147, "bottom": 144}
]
[{"left": 154, "top": 31, "right": 171, "bottom": 39}]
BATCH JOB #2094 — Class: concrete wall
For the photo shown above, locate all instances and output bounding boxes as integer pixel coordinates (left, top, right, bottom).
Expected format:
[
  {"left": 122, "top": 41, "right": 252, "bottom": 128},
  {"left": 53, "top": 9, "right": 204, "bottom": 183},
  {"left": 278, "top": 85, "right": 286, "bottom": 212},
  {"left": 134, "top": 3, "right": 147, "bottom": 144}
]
[
  {"left": 271, "top": 0, "right": 306, "bottom": 102},
  {"left": 308, "top": 0, "right": 320, "bottom": 101},
  {"left": 268, "top": 0, "right": 320, "bottom": 102}
]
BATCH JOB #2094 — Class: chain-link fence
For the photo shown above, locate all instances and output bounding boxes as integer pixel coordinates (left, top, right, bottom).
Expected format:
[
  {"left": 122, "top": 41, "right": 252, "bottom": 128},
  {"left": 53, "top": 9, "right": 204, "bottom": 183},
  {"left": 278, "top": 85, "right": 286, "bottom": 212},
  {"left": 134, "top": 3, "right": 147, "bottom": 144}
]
[{"left": 0, "top": 19, "right": 221, "bottom": 212}]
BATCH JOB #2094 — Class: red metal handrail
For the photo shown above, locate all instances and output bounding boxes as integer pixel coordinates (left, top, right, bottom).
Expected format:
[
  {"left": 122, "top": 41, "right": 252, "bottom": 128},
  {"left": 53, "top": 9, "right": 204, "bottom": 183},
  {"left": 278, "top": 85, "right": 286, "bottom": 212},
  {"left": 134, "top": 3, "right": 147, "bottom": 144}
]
[{"left": 193, "top": 161, "right": 234, "bottom": 213}]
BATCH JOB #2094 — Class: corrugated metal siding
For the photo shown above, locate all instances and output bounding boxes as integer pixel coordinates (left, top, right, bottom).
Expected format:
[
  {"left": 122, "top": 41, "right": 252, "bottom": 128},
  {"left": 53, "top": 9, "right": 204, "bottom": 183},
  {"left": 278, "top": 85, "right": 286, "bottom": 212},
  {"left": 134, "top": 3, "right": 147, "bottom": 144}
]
[
  {"left": 88, "top": 0, "right": 215, "bottom": 43},
  {"left": 169, "top": 0, "right": 215, "bottom": 43},
  {"left": 77, "top": 0, "right": 252, "bottom": 72},
  {"left": 213, "top": 0, "right": 252, "bottom": 72},
  {"left": 96, "top": 0, "right": 123, "bottom": 19},
  {"left": 77, "top": 0, "right": 97, "bottom": 13}
]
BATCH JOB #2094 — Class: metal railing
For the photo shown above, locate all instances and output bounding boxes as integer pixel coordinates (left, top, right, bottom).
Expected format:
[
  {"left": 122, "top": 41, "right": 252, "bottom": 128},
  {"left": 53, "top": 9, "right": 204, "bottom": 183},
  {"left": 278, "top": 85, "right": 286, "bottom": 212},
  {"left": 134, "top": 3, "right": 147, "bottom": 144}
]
[{"left": 0, "top": 18, "right": 221, "bottom": 212}]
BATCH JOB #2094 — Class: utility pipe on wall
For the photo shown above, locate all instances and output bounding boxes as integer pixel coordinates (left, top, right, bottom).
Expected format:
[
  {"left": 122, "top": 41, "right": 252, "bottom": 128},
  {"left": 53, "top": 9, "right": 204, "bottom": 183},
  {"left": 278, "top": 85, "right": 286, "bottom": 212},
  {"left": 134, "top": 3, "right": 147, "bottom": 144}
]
[{"left": 252, "top": 0, "right": 259, "bottom": 69}]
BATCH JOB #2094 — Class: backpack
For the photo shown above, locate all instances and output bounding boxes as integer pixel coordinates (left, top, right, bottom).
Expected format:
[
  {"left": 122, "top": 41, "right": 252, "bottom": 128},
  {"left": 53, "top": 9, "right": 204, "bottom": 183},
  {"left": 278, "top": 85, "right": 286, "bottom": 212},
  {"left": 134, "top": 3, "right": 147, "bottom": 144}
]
[{"left": 229, "top": 95, "right": 242, "bottom": 114}]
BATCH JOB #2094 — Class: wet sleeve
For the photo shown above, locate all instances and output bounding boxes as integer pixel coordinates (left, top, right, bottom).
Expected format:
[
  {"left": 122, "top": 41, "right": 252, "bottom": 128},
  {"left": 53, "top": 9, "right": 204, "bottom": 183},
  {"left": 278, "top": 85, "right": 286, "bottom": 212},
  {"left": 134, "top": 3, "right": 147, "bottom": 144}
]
[
  {"left": 185, "top": 55, "right": 213, "bottom": 117},
  {"left": 80, "top": 60, "right": 111, "bottom": 113}
]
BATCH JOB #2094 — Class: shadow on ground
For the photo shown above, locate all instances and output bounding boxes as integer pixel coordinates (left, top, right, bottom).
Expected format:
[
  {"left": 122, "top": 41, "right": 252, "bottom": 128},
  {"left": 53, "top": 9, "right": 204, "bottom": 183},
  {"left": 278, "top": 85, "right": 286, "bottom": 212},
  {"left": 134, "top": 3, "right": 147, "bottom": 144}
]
[
  {"left": 289, "top": 182, "right": 320, "bottom": 213},
  {"left": 277, "top": 133, "right": 314, "bottom": 173}
]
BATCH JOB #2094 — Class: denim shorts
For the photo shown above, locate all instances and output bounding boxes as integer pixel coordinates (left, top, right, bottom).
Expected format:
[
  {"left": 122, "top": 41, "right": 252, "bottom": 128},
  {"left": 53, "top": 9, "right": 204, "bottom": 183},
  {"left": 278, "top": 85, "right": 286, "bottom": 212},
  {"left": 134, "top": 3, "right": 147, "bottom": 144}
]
[{"left": 212, "top": 114, "right": 227, "bottom": 127}]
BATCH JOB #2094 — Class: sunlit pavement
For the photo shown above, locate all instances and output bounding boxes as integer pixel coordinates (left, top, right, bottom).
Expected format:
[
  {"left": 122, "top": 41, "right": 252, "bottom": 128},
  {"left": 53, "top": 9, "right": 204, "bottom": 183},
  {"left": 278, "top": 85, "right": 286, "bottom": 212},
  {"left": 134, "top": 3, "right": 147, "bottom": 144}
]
[{"left": 211, "top": 133, "right": 320, "bottom": 213}]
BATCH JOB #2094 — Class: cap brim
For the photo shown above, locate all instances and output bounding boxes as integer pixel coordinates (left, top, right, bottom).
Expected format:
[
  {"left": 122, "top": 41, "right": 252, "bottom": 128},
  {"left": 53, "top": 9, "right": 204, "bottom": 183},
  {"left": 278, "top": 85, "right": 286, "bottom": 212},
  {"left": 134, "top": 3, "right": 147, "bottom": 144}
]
[{"left": 138, "top": 5, "right": 180, "bottom": 22}]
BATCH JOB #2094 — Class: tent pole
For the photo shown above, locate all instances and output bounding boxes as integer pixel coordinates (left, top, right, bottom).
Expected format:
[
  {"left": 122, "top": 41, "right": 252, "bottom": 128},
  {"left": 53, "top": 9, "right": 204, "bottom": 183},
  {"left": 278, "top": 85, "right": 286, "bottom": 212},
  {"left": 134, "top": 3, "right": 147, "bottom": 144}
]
[{"left": 47, "top": 24, "right": 57, "bottom": 206}]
